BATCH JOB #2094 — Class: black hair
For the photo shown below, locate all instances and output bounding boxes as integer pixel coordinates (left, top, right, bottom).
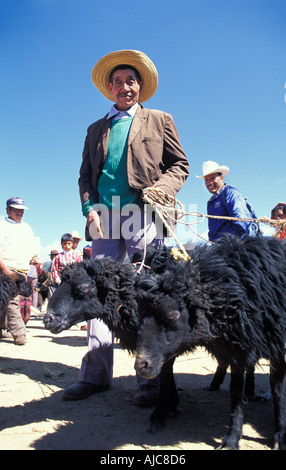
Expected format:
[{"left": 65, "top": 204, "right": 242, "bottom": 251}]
[
  {"left": 61, "top": 233, "right": 73, "bottom": 243},
  {"left": 109, "top": 64, "right": 141, "bottom": 84}
]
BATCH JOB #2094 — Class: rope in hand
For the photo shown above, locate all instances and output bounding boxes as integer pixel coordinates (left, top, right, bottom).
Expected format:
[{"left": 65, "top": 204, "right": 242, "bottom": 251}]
[
  {"left": 141, "top": 186, "right": 191, "bottom": 261},
  {"left": 142, "top": 186, "right": 286, "bottom": 247}
]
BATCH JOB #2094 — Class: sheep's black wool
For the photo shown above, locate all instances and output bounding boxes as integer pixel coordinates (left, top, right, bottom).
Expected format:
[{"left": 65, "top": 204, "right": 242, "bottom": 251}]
[
  {"left": 45, "top": 257, "right": 140, "bottom": 350},
  {"left": 44, "top": 239, "right": 258, "bottom": 436},
  {"left": 135, "top": 235, "right": 286, "bottom": 449},
  {"left": 36, "top": 271, "right": 54, "bottom": 302},
  {"left": 44, "top": 245, "right": 188, "bottom": 431},
  {"left": 44, "top": 244, "right": 181, "bottom": 350},
  {"left": 0, "top": 271, "right": 31, "bottom": 311}
]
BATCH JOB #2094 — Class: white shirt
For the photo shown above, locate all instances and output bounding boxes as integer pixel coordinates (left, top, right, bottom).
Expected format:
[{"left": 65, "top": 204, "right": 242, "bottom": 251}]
[
  {"left": 106, "top": 102, "right": 139, "bottom": 121},
  {"left": 0, "top": 217, "right": 40, "bottom": 271}
]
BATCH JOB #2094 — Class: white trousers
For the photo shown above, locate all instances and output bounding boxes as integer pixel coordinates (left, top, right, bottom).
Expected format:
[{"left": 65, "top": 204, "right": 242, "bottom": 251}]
[{"left": 79, "top": 206, "right": 163, "bottom": 387}]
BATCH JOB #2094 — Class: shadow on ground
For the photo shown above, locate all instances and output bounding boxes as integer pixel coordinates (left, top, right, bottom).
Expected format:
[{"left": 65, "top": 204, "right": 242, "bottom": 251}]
[{"left": 0, "top": 354, "right": 273, "bottom": 450}]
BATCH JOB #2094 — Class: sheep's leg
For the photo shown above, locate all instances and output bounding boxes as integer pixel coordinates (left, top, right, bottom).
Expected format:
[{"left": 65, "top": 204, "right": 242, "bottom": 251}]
[
  {"left": 270, "top": 360, "right": 286, "bottom": 450},
  {"left": 244, "top": 365, "right": 255, "bottom": 399},
  {"left": 217, "top": 367, "right": 244, "bottom": 450},
  {"left": 148, "top": 358, "right": 178, "bottom": 434},
  {"left": 208, "top": 362, "right": 227, "bottom": 391}
]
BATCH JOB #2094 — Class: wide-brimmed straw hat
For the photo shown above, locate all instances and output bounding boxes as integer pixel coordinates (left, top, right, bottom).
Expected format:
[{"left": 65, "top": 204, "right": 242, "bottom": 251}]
[
  {"left": 196, "top": 161, "right": 230, "bottom": 179},
  {"left": 91, "top": 50, "right": 158, "bottom": 103}
]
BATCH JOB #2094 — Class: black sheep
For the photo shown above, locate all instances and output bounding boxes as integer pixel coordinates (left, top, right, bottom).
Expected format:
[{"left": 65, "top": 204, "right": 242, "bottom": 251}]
[
  {"left": 0, "top": 271, "right": 31, "bottom": 311},
  {"left": 43, "top": 243, "right": 256, "bottom": 433},
  {"left": 134, "top": 235, "right": 286, "bottom": 449},
  {"left": 44, "top": 258, "right": 140, "bottom": 349},
  {"left": 44, "top": 246, "right": 187, "bottom": 431},
  {"left": 36, "top": 271, "right": 53, "bottom": 302}
]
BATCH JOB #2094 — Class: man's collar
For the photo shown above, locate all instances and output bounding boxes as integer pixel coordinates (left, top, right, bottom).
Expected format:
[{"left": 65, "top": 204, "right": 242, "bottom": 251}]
[
  {"left": 5, "top": 217, "right": 21, "bottom": 224},
  {"left": 209, "top": 184, "right": 226, "bottom": 200},
  {"left": 106, "top": 102, "right": 139, "bottom": 120}
]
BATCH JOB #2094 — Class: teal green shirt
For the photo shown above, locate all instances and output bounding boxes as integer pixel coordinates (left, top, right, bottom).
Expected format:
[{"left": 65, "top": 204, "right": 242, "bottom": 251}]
[{"left": 98, "top": 117, "right": 141, "bottom": 209}]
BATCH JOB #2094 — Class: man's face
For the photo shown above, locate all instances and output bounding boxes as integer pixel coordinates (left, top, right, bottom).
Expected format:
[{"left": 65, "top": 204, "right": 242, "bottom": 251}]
[
  {"left": 109, "top": 68, "right": 143, "bottom": 111},
  {"left": 7, "top": 207, "right": 24, "bottom": 222},
  {"left": 204, "top": 173, "right": 224, "bottom": 194},
  {"left": 73, "top": 238, "right": 80, "bottom": 249}
]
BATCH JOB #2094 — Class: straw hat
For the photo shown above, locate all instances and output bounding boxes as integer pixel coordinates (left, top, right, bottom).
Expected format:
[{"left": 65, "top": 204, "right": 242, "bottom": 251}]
[
  {"left": 196, "top": 161, "right": 230, "bottom": 179},
  {"left": 91, "top": 50, "right": 158, "bottom": 103}
]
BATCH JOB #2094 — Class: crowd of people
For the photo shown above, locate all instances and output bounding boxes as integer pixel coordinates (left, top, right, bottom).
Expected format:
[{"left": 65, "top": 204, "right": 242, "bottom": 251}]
[{"left": 0, "top": 49, "right": 285, "bottom": 409}]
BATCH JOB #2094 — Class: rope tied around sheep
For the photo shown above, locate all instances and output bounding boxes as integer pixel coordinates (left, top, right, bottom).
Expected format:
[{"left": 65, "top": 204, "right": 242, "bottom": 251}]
[{"left": 140, "top": 186, "right": 286, "bottom": 262}]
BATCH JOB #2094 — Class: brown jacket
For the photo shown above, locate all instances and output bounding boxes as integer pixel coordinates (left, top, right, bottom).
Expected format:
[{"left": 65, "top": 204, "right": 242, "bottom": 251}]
[{"left": 79, "top": 104, "right": 189, "bottom": 205}]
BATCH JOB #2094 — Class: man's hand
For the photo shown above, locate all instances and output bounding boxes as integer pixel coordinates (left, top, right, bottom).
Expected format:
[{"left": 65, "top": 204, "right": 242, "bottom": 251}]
[
  {"left": 0, "top": 259, "right": 12, "bottom": 276},
  {"left": 86, "top": 210, "right": 103, "bottom": 239}
]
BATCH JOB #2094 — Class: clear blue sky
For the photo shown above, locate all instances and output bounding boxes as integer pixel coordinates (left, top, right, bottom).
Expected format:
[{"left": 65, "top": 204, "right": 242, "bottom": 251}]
[{"left": 1, "top": 0, "right": 285, "bottom": 259}]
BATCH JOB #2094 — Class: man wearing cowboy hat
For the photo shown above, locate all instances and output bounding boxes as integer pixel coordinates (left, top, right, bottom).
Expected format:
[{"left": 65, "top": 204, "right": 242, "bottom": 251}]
[
  {"left": 71, "top": 230, "right": 83, "bottom": 252},
  {"left": 197, "top": 161, "right": 256, "bottom": 242},
  {"left": 0, "top": 197, "right": 39, "bottom": 345},
  {"left": 63, "top": 50, "right": 189, "bottom": 403}
]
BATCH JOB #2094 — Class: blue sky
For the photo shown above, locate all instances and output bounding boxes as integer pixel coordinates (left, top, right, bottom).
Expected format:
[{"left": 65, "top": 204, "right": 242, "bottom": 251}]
[{"left": 1, "top": 0, "right": 285, "bottom": 259}]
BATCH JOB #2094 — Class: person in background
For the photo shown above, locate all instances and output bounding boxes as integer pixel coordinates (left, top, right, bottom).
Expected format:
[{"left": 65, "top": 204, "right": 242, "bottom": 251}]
[
  {"left": 51, "top": 233, "right": 82, "bottom": 286},
  {"left": 48, "top": 250, "right": 59, "bottom": 271},
  {"left": 0, "top": 197, "right": 40, "bottom": 345},
  {"left": 83, "top": 245, "right": 92, "bottom": 260},
  {"left": 27, "top": 255, "right": 42, "bottom": 309},
  {"left": 71, "top": 230, "right": 83, "bottom": 253},
  {"left": 197, "top": 161, "right": 256, "bottom": 242},
  {"left": 271, "top": 202, "right": 286, "bottom": 240},
  {"left": 63, "top": 49, "right": 189, "bottom": 404}
]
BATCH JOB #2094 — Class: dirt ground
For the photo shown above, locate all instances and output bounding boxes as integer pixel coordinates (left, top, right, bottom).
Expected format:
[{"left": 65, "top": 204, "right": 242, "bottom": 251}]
[{"left": 0, "top": 313, "right": 275, "bottom": 451}]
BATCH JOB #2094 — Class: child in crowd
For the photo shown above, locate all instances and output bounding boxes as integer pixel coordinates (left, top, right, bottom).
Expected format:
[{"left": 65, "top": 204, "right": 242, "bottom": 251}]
[{"left": 51, "top": 233, "right": 83, "bottom": 285}]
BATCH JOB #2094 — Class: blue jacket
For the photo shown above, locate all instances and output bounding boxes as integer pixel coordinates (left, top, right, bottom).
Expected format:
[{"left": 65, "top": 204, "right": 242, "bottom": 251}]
[{"left": 207, "top": 185, "right": 253, "bottom": 242}]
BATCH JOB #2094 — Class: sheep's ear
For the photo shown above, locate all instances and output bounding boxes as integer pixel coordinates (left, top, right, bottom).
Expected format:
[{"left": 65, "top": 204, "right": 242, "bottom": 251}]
[
  {"left": 137, "top": 275, "right": 159, "bottom": 292},
  {"left": 77, "top": 282, "right": 92, "bottom": 295},
  {"left": 9, "top": 271, "right": 24, "bottom": 284},
  {"left": 103, "top": 280, "right": 127, "bottom": 293}
]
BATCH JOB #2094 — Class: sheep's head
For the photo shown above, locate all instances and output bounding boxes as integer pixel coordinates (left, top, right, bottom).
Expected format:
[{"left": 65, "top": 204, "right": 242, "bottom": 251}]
[
  {"left": 44, "top": 262, "right": 104, "bottom": 334},
  {"left": 44, "top": 258, "right": 136, "bottom": 335},
  {"left": 134, "top": 271, "right": 191, "bottom": 378},
  {"left": 134, "top": 265, "right": 212, "bottom": 379},
  {"left": 134, "top": 297, "right": 190, "bottom": 379},
  {"left": 13, "top": 272, "right": 31, "bottom": 298}
]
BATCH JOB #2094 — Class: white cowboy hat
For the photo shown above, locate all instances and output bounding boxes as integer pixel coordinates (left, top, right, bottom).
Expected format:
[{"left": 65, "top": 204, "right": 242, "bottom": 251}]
[
  {"left": 196, "top": 161, "right": 230, "bottom": 179},
  {"left": 71, "top": 230, "right": 83, "bottom": 241},
  {"left": 91, "top": 49, "right": 158, "bottom": 103}
]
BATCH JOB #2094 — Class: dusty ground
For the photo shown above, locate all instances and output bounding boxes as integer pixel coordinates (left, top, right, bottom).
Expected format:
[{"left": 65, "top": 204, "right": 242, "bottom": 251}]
[{"left": 0, "top": 313, "right": 275, "bottom": 451}]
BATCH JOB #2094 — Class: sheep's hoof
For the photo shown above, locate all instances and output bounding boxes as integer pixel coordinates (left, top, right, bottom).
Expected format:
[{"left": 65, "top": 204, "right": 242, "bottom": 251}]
[
  {"left": 215, "top": 436, "right": 239, "bottom": 450},
  {"left": 273, "top": 432, "right": 286, "bottom": 450},
  {"left": 147, "top": 421, "right": 165, "bottom": 435}
]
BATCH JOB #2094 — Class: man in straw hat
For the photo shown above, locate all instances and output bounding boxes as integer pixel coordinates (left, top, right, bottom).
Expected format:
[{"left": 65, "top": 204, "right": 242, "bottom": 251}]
[
  {"left": 197, "top": 160, "right": 258, "bottom": 242},
  {"left": 63, "top": 50, "right": 189, "bottom": 403}
]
